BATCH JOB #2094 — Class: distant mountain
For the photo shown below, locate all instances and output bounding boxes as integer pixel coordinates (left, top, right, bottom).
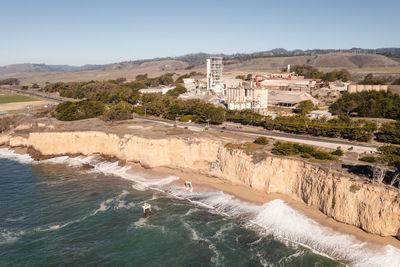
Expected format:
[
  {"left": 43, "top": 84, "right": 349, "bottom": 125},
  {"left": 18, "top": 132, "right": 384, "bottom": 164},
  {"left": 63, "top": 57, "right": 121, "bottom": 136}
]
[{"left": 0, "top": 63, "right": 104, "bottom": 75}]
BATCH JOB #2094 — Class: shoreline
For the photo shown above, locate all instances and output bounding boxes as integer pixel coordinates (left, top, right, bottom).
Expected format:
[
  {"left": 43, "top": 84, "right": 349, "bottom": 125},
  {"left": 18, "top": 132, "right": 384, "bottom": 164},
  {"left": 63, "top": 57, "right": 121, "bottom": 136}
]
[
  {"left": 2, "top": 144, "right": 400, "bottom": 249},
  {"left": 125, "top": 161, "right": 400, "bottom": 249}
]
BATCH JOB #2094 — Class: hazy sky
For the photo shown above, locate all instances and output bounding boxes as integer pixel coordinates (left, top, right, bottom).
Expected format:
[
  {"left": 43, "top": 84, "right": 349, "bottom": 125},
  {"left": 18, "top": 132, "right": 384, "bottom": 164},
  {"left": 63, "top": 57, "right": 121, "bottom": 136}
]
[{"left": 0, "top": 0, "right": 399, "bottom": 66}]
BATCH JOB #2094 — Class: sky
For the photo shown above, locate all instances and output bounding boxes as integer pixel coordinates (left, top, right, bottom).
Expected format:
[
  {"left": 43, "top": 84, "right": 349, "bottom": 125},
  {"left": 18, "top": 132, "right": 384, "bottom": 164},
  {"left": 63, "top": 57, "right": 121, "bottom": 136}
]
[{"left": 0, "top": 0, "right": 399, "bottom": 66}]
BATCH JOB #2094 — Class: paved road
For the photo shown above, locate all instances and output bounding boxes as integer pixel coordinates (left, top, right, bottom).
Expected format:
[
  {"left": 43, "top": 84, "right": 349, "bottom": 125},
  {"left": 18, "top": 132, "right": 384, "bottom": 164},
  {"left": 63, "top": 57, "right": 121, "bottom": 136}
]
[{"left": 134, "top": 116, "right": 378, "bottom": 154}]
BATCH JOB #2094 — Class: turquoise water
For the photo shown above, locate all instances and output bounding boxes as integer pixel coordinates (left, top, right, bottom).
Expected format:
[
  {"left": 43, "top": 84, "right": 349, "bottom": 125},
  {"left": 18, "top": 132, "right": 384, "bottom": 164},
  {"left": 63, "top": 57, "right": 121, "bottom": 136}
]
[{"left": 0, "top": 149, "right": 399, "bottom": 266}]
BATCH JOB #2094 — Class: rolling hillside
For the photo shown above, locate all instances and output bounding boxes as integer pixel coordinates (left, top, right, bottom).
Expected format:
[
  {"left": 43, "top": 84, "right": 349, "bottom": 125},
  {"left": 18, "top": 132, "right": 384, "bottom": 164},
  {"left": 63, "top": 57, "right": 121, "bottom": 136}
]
[{"left": 1, "top": 50, "right": 400, "bottom": 84}]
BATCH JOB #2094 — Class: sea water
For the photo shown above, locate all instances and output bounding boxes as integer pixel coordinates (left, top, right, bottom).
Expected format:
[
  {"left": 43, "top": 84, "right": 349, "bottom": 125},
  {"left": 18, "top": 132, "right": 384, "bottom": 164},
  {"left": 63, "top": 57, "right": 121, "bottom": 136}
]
[{"left": 1, "top": 148, "right": 400, "bottom": 266}]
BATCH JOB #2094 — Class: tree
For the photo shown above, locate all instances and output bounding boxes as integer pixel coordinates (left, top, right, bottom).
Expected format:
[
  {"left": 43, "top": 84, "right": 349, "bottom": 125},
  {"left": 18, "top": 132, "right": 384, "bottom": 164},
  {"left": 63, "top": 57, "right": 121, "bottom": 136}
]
[
  {"left": 32, "top": 83, "right": 40, "bottom": 89},
  {"left": 0, "top": 78, "right": 19, "bottom": 85},
  {"left": 376, "top": 121, "right": 400, "bottom": 144},
  {"left": 295, "top": 100, "right": 314, "bottom": 115},
  {"left": 56, "top": 100, "right": 104, "bottom": 121},
  {"left": 166, "top": 85, "right": 187, "bottom": 98},
  {"left": 245, "top": 74, "right": 253, "bottom": 81},
  {"left": 329, "top": 90, "right": 400, "bottom": 120},
  {"left": 102, "top": 101, "right": 133, "bottom": 121},
  {"left": 392, "top": 78, "right": 400, "bottom": 85},
  {"left": 358, "top": 73, "right": 386, "bottom": 85}
]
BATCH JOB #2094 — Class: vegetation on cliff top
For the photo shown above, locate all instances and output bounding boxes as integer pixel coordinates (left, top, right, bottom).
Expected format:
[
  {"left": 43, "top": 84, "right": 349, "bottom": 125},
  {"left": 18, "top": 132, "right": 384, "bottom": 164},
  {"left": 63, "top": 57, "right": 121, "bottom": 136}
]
[
  {"left": 375, "top": 121, "right": 400, "bottom": 144},
  {"left": 227, "top": 109, "right": 376, "bottom": 142},
  {"left": 271, "top": 142, "right": 337, "bottom": 160}
]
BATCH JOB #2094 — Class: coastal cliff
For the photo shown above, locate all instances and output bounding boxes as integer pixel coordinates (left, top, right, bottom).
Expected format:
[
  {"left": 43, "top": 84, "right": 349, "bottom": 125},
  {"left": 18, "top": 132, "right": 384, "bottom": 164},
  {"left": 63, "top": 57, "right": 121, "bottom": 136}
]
[{"left": 2, "top": 130, "right": 400, "bottom": 237}]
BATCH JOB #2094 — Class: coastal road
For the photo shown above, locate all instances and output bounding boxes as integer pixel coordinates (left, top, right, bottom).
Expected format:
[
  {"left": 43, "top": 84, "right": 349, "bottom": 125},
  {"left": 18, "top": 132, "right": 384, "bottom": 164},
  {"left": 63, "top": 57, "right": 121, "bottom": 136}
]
[{"left": 133, "top": 116, "right": 378, "bottom": 154}]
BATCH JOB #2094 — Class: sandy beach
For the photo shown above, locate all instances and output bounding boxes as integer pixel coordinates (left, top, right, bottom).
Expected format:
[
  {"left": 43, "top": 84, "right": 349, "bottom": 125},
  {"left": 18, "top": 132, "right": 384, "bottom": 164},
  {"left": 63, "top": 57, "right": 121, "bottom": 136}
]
[{"left": 125, "top": 161, "right": 400, "bottom": 249}]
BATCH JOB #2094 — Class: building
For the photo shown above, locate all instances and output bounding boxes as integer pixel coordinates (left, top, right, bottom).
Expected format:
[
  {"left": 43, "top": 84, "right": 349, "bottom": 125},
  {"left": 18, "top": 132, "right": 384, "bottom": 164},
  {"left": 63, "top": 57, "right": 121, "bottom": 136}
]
[
  {"left": 226, "top": 87, "right": 268, "bottom": 114},
  {"left": 259, "top": 79, "right": 316, "bottom": 91},
  {"left": 347, "top": 84, "right": 388, "bottom": 93},
  {"left": 329, "top": 81, "right": 350, "bottom": 91},
  {"left": 183, "top": 78, "right": 196, "bottom": 92},
  {"left": 268, "top": 91, "right": 318, "bottom": 108},
  {"left": 206, "top": 57, "right": 223, "bottom": 90},
  {"left": 307, "top": 110, "right": 332, "bottom": 119},
  {"left": 139, "top": 86, "right": 175, "bottom": 94}
]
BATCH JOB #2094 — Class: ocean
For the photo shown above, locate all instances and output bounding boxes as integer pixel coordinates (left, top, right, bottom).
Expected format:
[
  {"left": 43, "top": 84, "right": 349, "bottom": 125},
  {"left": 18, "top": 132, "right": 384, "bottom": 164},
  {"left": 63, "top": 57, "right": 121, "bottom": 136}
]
[{"left": 1, "top": 148, "right": 400, "bottom": 266}]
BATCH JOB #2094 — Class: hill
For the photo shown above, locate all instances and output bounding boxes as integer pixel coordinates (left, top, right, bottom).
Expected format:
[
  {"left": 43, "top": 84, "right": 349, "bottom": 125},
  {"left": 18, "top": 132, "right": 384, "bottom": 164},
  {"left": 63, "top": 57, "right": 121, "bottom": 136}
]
[{"left": 1, "top": 48, "right": 400, "bottom": 84}]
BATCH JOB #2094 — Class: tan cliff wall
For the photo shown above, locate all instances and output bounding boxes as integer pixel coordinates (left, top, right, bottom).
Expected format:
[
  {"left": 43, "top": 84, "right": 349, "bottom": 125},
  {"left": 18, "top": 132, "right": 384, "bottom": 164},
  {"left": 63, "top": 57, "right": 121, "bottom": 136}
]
[{"left": 2, "top": 131, "right": 400, "bottom": 237}]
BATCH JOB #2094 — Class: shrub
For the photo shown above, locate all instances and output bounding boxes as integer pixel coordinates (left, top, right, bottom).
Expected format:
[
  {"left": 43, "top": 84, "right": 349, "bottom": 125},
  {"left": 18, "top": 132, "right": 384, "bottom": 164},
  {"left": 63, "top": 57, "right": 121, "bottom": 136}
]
[
  {"left": 377, "top": 145, "right": 400, "bottom": 163},
  {"left": 180, "top": 115, "right": 195, "bottom": 122},
  {"left": 312, "top": 150, "right": 337, "bottom": 160},
  {"left": 331, "top": 149, "right": 344, "bottom": 156},
  {"left": 254, "top": 136, "right": 269, "bottom": 145},
  {"left": 360, "top": 156, "right": 377, "bottom": 163},
  {"left": 350, "top": 184, "right": 361, "bottom": 192},
  {"left": 300, "top": 153, "right": 312, "bottom": 158},
  {"left": 272, "top": 142, "right": 337, "bottom": 160}
]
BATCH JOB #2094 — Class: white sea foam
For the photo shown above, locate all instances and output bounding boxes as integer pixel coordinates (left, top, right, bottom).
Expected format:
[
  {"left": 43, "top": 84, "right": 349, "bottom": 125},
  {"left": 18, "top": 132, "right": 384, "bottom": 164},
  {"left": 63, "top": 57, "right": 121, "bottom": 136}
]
[
  {"left": 2, "top": 148, "right": 400, "bottom": 265},
  {"left": 168, "top": 188, "right": 400, "bottom": 267},
  {"left": 181, "top": 219, "right": 223, "bottom": 265},
  {"left": 0, "top": 230, "right": 25, "bottom": 244},
  {"left": 0, "top": 148, "right": 35, "bottom": 164}
]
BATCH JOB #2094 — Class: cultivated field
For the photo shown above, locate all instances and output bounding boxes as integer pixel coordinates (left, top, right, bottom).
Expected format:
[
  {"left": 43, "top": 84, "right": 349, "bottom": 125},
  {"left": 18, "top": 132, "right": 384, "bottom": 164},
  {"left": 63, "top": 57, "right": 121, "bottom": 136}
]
[
  {"left": 0, "top": 92, "right": 54, "bottom": 112},
  {"left": 0, "top": 94, "right": 38, "bottom": 104}
]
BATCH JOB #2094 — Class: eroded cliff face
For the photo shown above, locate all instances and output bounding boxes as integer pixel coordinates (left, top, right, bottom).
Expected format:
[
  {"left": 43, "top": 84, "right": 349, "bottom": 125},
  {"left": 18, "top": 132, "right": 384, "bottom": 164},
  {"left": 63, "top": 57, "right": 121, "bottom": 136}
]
[{"left": 2, "top": 131, "right": 400, "bottom": 237}]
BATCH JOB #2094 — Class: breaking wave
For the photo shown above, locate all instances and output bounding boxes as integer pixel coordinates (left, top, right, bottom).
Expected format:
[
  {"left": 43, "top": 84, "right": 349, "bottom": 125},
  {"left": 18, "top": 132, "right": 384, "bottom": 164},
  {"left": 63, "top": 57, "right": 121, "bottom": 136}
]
[{"left": 1, "top": 148, "right": 400, "bottom": 266}]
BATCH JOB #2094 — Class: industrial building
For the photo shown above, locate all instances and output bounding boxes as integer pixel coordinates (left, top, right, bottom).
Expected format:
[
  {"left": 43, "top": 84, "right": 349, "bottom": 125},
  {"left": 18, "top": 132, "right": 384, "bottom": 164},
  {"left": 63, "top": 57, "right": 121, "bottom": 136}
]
[
  {"left": 206, "top": 57, "right": 223, "bottom": 91},
  {"left": 226, "top": 87, "right": 268, "bottom": 114},
  {"left": 347, "top": 84, "right": 388, "bottom": 93},
  {"left": 268, "top": 91, "right": 318, "bottom": 108},
  {"left": 139, "top": 86, "right": 175, "bottom": 94}
]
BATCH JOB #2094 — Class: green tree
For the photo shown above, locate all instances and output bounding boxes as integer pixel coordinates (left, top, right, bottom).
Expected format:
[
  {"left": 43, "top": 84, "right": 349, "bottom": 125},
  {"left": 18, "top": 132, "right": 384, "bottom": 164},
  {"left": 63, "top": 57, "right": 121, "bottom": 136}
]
[
  {"left": 166, "top": 85, "right": 187, "bottom": 98},
  {"left": 102, "top": 101, "right": 133, "bottom": 121},
  {"left": 376, "top": 121, "right": 400, "bottom": 144},
  {"left": 358, "top": 73, "right": 386, "bottom": 85},
  {"left": 295, "top": 100, "right": 314, "bottom": 115}
]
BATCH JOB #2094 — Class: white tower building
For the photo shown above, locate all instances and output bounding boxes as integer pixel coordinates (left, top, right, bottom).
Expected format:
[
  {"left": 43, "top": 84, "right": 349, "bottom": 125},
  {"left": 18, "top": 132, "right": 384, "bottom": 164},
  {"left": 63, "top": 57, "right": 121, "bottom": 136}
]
[{"left": 206, "top": 57, "right": 223, "bottom": 90}]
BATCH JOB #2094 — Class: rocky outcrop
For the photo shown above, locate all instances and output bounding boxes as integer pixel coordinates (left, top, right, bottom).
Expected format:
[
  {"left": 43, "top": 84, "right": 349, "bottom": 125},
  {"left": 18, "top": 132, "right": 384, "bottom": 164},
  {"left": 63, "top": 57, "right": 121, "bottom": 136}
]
[{"left": 1, "top": 131, "right": 399, "bottom": 237}]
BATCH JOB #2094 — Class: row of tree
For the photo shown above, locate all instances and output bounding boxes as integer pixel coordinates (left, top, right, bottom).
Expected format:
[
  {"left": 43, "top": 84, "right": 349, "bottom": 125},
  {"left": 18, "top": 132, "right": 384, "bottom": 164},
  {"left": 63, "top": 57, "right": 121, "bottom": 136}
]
[
  {"left": 226, "top": 109, "right": 377, "bottom": 142},
  {"left": 288, "top": 65, "right": 352, "bottom": 82},
  {"left": 329, "top": 90, "right": 400, "bottom": 120},
  {"left": 0, "top": 78, "right": 20, "bottom": 85}
]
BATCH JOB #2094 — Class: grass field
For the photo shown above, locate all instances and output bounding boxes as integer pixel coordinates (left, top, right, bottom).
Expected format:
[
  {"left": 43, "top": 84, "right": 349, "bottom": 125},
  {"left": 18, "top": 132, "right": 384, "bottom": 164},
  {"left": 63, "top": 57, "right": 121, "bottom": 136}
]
[{"left": 0, "top": 94, "right": 39, "bottom": 104}]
